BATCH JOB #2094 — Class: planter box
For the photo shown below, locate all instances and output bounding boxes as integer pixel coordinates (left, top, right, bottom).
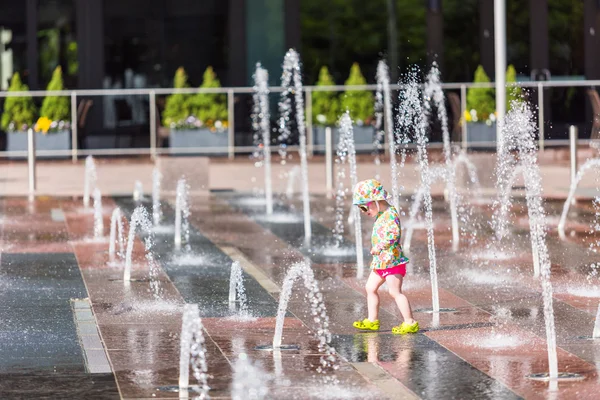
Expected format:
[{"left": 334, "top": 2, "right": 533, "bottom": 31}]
[
  {"left": 169, "top": 128, "right": 229, "bottom": 154},
  {"left": 467, "top": 122, "right": 496, "bottom": 143},
  {"left": 313, "top": 125, "right": 375, "bottom": 153},
  {"left": 5, "top": 130, "right": 71, "bottom": 157}
]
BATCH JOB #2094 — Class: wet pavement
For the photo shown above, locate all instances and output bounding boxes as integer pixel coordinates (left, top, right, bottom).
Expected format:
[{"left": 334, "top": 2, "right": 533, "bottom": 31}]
[{"left": 0, "top": 188, "right": 599, "bottom": 399}]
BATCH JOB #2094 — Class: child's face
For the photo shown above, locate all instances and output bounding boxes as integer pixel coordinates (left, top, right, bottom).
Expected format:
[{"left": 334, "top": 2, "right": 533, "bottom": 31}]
[{"left": 358, "top": 202, "right": 379, "bottom": 218}]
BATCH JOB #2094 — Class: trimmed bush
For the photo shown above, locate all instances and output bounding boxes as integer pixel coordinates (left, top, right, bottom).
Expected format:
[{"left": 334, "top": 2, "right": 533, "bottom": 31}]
[
  {"left": 505, "top": 64, "right": 522, "bottom": 111},
  {"left": 190, "top": 66, "right": 227, "bottom": 129},
  {"left": 162, "top": 67, "right": 192, "bottom": 127},
  {"left": 1, "top": 72, "right": 37, "bottom": 131},
  {"left": 40, "top": 66, "right": 70, "bottom": 123},
  {"left": 466, "top": 65, "right": 495, "bottom": 121},
  {"left": 341, "top": 63, "right": 374, "bottom": 125},
  {"left": 312, "top": 66, "right": 339, "bottom": 126}
]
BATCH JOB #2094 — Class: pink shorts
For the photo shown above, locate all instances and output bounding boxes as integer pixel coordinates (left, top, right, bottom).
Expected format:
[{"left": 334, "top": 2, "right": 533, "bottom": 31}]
[{"left": 374, "top": 263, "right": 407, "bottom": 278}]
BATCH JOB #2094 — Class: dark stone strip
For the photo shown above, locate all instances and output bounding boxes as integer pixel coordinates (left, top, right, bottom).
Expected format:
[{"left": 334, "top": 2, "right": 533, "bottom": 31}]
[
  {"left": 332, "top": 333, "right": 523, "bottom": 400},
  {"left": 219, "top": 191, "right": 368, "bottom": 264},
  {"left": 113, "top": 196, "right": 280, "bottom": 318},
  {"left": 0, "top": 252, "right": 119, "bottom": 398}
]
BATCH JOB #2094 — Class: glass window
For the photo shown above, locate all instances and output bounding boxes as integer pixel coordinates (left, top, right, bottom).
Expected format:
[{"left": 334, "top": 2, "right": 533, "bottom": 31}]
[{"left": 0, "top": 1, "right": 26, "bottom": 90}]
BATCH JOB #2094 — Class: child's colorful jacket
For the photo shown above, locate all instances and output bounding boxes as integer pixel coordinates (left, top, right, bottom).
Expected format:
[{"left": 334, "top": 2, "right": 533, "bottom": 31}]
[{"left": 370, "top": 206, "right": 409, "bottom": 270}]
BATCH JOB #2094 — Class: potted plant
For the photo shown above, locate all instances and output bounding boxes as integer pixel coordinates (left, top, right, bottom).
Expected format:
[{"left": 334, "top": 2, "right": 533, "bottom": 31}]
[
  {"left": 312, "top": 66, "right": 340, "bottom": 151},
  {"left": 465, "top": 64, "right": 522, "bottom": 143},
  {"left": 32, "top": 66, "right": 71, "bottom": 155},
  {"left": 341, "top": 62, "right": 375, "bottom": 150},
  {"left": 2, "top": 72, "right": 37, "bottom": 153},
  {"left": 465, "top": 65, "right": 496, "bottom": 142},
  {"left": 166, "top": 66, "right": 229, "bottom": 152},
  {"left": 506, "top": 64, "right": 523, "bottom": 111}
]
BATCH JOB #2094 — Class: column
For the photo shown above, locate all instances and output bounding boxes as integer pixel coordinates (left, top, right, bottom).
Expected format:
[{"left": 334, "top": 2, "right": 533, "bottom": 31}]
[
  {"left": 584, "top": 0, "right": 600, "bottom": 79},
  {"left": 426, "top": 0, "right": 444, "bottom": 70},
  {"left": 228, "top": 0, "right": 246, "bottom": 86},
  {"left": 479, "top": 0, "right": 495, "bottom": 77},
  {"left": 75, "top": 0, "right": 104, "bottom": 89},
  {"left": 284, "top": 0, "right": 301, "bottom": 51},
  {"left": 26, "top": 0, "right": 38, "bottom": 90}
]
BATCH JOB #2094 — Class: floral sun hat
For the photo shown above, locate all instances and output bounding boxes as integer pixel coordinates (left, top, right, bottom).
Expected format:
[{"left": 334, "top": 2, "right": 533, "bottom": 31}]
[{"left": 352, "top": 179, "right": 391, "bottom": 205}]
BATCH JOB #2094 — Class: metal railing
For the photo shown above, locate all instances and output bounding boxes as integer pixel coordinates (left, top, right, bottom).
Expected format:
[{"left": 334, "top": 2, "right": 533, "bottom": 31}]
[{"left": 1, "top": 79, "right": 599, "bottom": 162}]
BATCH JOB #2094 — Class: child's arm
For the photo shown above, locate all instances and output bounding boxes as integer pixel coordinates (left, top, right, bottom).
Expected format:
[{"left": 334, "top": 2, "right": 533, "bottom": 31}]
[{"left": 371, "top": 218, "right": 400, "bottom": 255}]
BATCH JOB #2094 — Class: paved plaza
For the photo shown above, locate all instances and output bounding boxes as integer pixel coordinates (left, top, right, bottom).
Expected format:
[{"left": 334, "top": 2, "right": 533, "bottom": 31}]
[{"left": 0, "top": 152, "right": 599, "bottom": 399}]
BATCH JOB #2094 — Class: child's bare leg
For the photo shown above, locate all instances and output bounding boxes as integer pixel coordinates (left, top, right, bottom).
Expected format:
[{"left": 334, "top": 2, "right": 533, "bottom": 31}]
[
  {"left": 385, "top": 274, "right": 415, "bottom": 324},
  {"left": 366, "top": 271, "right": 385, "bottom": 321}
]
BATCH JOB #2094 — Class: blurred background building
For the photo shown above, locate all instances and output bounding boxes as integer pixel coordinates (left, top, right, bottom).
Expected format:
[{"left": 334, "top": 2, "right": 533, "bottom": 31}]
[{"left": 0, "top": 0, "right": 597, "bottom": 145}]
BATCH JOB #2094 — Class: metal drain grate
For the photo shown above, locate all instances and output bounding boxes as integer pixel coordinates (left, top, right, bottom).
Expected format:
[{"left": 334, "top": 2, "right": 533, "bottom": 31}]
[{"left": 71, "top": 298, "right": 112, "bottom": 374}]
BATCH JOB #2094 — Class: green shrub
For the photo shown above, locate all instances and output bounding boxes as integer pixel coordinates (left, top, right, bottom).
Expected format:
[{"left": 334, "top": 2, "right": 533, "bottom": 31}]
[
  {"left": 190, "top": 66, "right": 227, "bottom": 129},
  {"left": 312, "top": 66, "right": 339, "bottom": 126},
  {"left": 1, "top": 72, "right": 37, "bottom": 131},
  {"left": 341, "top": 63, "right": 374, "bottom": 124},
  {"left": 40, "top": 66, "right": 70, "bottom": 123},
  {"left": 162, "top": 67, "right": 192, "bottom": 128},
  {"left": 466, "top": 65, "right": 495, "bottom": 122},
  {"left": 505, "top": 64, "right": 522, "bottom": 111}
]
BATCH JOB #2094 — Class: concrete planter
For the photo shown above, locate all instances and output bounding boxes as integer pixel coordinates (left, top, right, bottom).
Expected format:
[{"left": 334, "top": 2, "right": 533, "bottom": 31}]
[
  {"left": 5, "top": 129, "right": 71, "bottom": 157},
  {"left": 169, "top": 128, "right": 229, "bottom": 154},
  {"left": 467, "top": 122, "right": 496, "bottom": 143},
  {"left": 312, "top": 125, "right": 375, "bottom": 153}
]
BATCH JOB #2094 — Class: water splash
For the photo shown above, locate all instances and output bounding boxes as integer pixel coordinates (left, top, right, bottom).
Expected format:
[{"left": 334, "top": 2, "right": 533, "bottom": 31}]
[
  {"left": 278, "top": 49, "right": 311, "bottom": 241},
  {"left": 396, "top": 70, "right": 440, "bottom": 313},
  {"left": 376, "top": 60, "right": 400, "bottom": 210},
  {"left": 332, "top": 130, "right": 348, "bottom": 248},
  {"left": 500, "top": 101, "right": 558, "bottom": 379},
  {"left": 109, "top": 208, "right": 125, "bottom": 263},
  {"left": 403, "top": 165, "right": 447, "bottom": 253},
  {"left": 253, "top": 64, "right": 274, "bottom": 215},
  {"left": 179, "top": 304, "right": 210, "bottom": 398},
  {"left": 152, "top": 167, "right": 162, "bottom": 226},
  {"left": 83, "top": 155, "right": 97, "bottom": 209},
  {"left": 557, "top": 158, "right": 600, "bottom": 239},
  {"left": 228, "top": 261, "right": 249, "bottom": 316},
  {"left": 593, "top": 303, "right": 600, "bottom": 339},
  {"left": 93, "top": 188, "right": 104, "bottom": 239},
  {"left": 174, "top": 177, "right": 191, "bottom": 252},
  {"left": 424, "top": 63, "right": 459, "bottom": 251},
  {"left": 133, "top": 180, "right": 144, "bottom": 202},
  {"left": 231, "top": 353, "right": 270, "bottom": 400},
  {"left": 123, "top": 206, "right": 163, "bottom": 299},
  {"left": 272, "top": 262, "right": 338, "bottom": 378},
  {"left": 285, "top": 165, "right": 301, "bottom": 199},
  {"left": 338, "top": 113, "right": 365, "bottom": 277}
]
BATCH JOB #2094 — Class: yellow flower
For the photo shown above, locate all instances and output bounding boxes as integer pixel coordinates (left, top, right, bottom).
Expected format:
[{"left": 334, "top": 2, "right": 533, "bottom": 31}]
[
  {"left": 463, "top": 110, "right": 472, "bottom": 122},
  {"left": 35, "top": 116, "right": 52, "bottom": 134}
]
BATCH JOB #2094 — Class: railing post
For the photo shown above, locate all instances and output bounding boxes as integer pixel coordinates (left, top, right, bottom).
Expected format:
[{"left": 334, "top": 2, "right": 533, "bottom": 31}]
[
  {"left": 70, "top": 92, "right": 78, "bottom": 163},
  {"left": 27, "top": 128, "right": 36, "bottom": 201},
  {"left": 227, "top": 89, "right": 235, "bottom": 160},
  {"left": 460, "top": 84, "right": 467, "bottom": 149},
  {"left": 569, "top": 125, "right": 578, "bottom": 187},
  {"left": 149, "top": 90, "right": 157, "bottom": 160},
  {"left": 538, "top": 82, "right": 544, "bottom": 151},
  {"left": 305, "top": 88, "right": 313, "bottom": 157},
  {"left": 325, "top": 126, "right": 333, "bottom": 198}
]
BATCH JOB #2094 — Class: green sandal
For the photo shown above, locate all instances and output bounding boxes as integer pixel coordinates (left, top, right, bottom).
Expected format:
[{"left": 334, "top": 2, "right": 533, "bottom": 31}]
[
  {"left": 392, "top": 321, "right": 419, "bottom": 335},
  {"left": 353, "top": 318, "right": 380, "bottom": 331}
]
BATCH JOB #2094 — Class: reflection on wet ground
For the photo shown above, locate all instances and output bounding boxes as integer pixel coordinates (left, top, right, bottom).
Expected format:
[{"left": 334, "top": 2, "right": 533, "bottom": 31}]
[{"left": 0, "top": 192, "right": 599, "bottom": 399}]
